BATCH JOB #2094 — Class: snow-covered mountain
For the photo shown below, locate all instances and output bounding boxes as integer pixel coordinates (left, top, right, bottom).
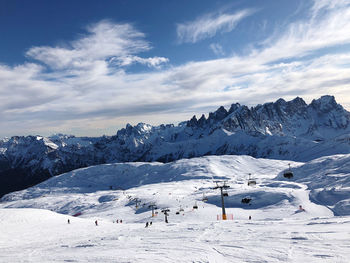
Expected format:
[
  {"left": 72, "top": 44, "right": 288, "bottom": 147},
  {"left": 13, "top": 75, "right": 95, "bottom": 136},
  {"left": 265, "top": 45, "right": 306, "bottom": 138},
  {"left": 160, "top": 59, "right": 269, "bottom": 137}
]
[
  {"left": 1, "top": 95, "right": 350, "bottom": 197},
  {"left": 2, "top": 153, "right": 349, "bottom": 217}
]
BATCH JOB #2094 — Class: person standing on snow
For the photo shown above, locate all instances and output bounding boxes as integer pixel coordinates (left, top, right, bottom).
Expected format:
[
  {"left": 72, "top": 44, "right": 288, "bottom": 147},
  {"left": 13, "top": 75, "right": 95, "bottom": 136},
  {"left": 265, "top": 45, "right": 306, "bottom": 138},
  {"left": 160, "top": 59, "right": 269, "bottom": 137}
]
[{"left": 95, "top": 220, "right": 98, "bottom": 226}]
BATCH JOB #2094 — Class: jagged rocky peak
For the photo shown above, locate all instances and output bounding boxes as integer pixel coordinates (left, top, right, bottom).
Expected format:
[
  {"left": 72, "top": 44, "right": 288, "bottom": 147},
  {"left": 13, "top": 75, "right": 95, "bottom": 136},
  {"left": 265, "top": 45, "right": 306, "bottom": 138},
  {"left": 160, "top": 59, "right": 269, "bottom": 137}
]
[
  {"left": 117, "top": 123, "right": 152, "bottom": 137},
  {"left": 309, "top": 96, "right": 350, "bottom": 129},
  {"left": 187, "top": 115, "right": 198, "bottom": 127},
  {"left": 187, "top": 114, "right": 207, "bottom": 127},
  {"left": 275, "top": 98, "right": 286, "bottom": 105},
  {"left": 183, "top": 95, "right": 348, "bottom": 133},
  {"left": 187, "top": 105, "right": 229, "bottom": 127},
  {"left": 289, "top": 96, "right": 306, "bottom": 106},
  {"left": 208, "top": 106, "right": 228, "bottom": 121},
  {"left": 310, "top": 95, "right": 340, "bottom": 112},
  {"left": 283, "top": 97, "right": 307, "bottom": 115},
  {"left": 228, "top": 103, "right": 241, "bottom": 114},
  {"left": 248, "top": 97, "right": 308, "bottom": 119}
]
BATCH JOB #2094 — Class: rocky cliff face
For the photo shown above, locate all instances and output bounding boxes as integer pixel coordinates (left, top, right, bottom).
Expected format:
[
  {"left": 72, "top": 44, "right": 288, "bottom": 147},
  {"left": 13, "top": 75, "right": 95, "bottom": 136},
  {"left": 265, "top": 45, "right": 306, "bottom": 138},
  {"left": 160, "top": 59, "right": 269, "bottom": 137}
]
[{"left": 1, "top": 95, "right": 349, "bottom": 197}]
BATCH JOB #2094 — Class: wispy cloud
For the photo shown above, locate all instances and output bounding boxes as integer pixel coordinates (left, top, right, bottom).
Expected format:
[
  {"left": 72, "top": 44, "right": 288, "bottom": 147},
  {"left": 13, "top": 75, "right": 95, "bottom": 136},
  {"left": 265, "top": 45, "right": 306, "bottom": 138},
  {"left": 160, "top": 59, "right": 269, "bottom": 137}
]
[
  {"left": 255, "top": 0, "right": 350, "bottom": 63},
  {"left": 209, "top": 43, "right": 225, "bottom": 56},
  {"left": 176, "top": 9, "right": 255, "bottom": 43}
]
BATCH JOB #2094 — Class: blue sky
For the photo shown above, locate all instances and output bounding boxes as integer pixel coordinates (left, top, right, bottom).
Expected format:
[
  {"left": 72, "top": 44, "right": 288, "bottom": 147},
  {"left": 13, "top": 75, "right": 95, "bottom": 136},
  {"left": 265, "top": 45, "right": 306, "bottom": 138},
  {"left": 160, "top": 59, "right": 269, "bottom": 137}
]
[{"left": 0, "top": 0, "right": 350, "bottom": 137}]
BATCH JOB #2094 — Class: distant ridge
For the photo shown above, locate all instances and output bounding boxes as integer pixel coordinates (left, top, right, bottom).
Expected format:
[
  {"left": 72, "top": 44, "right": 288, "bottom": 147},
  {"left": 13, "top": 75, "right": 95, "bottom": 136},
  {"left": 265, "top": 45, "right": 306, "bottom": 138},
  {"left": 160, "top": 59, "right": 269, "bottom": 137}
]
[{"left": 1, "top": 95, "right": 350, "bottom": 197}]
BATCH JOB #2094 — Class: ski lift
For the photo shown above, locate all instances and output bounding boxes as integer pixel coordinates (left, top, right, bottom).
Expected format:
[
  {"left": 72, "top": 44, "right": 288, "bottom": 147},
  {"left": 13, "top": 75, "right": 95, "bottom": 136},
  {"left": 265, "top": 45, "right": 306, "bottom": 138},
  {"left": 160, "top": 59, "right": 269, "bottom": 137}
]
[
  {"left": 247, "top": 173, "right": 256, "bottom": 186},
  {"left": 202, "top": 193, "right": 208, "bottom": 202},
  {"left": 247, "top": 173, "right": 257, "bottom": 186},
  {"left": 223, "top": 191, "right": 229, "bottom": 197},
  {"left": 241, "top": 197, "right": 252, "bottom": 204},
  {"left": 193, "top": 202, "right": 198, "bottom": 209},
  {"left": 283, "top": 163, "right": 294, "bottom": 179}
]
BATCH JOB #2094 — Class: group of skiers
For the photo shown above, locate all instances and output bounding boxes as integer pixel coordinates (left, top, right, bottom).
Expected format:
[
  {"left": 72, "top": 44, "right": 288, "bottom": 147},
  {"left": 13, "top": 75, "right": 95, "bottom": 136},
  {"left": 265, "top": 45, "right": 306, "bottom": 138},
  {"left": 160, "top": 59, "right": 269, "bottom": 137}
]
[
  {"left": 68, "top": 219, "right": 122, "bottom": 226},
  {"left": 67, "top": 204, "right": 306, "bottom": 227},
  {"left": 95, "top": 219, "right": 124, "bottom": 225},
  {"left": 145, "top": 221, "right": 153, "bottom": 227}
]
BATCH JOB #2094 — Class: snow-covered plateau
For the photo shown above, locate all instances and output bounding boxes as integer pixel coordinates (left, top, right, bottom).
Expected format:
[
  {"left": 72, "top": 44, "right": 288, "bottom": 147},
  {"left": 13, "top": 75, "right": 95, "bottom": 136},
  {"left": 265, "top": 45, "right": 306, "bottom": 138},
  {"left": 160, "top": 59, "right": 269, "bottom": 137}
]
[{"left": 1, "top": 154, "right": 350, "bottom": 262}]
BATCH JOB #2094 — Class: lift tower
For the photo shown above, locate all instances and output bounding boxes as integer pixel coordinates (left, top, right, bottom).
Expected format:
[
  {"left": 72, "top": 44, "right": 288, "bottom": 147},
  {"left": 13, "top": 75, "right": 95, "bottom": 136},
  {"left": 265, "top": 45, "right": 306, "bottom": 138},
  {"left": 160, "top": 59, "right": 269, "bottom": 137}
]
[
  {"left": 133, "top": 198, "right": 141, "bottom": 209},
  {"left": 161, "top": 208, "right": 170, "bottom": 223},
  {"left": 148, "top": 203, "right": 157, "bottom": 217},
  {"left": 213, "top": 181, "right": 230, "bottom": 220}
]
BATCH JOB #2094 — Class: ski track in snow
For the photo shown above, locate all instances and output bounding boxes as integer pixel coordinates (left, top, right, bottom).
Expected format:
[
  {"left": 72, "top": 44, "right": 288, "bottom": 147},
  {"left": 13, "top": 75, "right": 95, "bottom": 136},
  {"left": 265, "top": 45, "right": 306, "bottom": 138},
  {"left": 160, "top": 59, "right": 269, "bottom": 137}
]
[{"left": 1, "top": 154, "right": 350, "bottom": 262}]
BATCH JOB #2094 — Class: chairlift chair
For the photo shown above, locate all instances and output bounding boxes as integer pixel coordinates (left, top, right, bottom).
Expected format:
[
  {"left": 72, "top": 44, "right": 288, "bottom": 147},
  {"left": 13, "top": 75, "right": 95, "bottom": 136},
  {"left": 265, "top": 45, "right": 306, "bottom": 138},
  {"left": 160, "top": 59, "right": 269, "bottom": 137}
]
[
  {"left": 248, "top": 180, "right": 256, "bottom": 186},
  {"left": 223, "top": 191, "right": 229, "bottom": 197},
  {"left": 283, "top": 164, "right": 294, "bottom": 179},
  {"left": 247, "top": 173, "right": 256, "bottom": 186},
  {"left": 202, "top": 193, "right": 208, "bottom": 202},
  {"left": 241, "top": 197, "right": 252, "bottom": 204}
]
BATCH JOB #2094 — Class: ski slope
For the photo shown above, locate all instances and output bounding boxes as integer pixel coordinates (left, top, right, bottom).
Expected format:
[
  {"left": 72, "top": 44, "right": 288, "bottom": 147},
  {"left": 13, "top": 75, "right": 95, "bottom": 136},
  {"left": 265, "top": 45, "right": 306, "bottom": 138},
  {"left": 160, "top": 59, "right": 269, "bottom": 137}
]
[
  {"left": 1, "top": 154, "right": 350, "bottom": 262},
  {"left": 1, "top": 208, "right": 349, "bottom": 263}
]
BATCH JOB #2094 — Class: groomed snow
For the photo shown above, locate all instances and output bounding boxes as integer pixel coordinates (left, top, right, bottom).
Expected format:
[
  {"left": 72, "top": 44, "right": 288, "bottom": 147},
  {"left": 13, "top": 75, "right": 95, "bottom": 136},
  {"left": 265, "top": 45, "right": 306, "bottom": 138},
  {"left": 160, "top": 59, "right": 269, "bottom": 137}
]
[{"left": 1, "top": 154, "right": 350, "bottom": 262}]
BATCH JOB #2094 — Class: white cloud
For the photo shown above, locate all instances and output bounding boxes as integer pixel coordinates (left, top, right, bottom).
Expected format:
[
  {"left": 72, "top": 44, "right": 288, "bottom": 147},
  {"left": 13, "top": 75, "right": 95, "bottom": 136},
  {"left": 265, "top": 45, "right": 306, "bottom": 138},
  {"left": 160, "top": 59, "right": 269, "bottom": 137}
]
[
  {"left": 112, "top": 56, "right": 169, "bottom": 68},
  {"left": 209, "top": 43, "right": 225, "bottom": 56},
  {"left": 311, "top": 0, "right": 349, "bottom": 16},
  {"left": 26, "top": 20, "right": 168, "bottom": 70},
  {"left": 176, "top": 9, "right": 255, "bottom": 43},
  {"left": 1, "top": 1, "right": 350, "bottom": 137},
  {"left": 255, "top": 0, "right": 350, "bottom": 63}
]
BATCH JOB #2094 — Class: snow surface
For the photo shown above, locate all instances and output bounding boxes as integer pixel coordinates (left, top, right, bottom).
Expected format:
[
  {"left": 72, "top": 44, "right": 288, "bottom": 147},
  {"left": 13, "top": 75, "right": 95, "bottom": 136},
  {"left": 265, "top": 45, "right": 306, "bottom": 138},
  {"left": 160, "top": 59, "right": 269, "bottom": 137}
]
[{"left": 1, "top": 154, "right": 350, "bottom": 262}]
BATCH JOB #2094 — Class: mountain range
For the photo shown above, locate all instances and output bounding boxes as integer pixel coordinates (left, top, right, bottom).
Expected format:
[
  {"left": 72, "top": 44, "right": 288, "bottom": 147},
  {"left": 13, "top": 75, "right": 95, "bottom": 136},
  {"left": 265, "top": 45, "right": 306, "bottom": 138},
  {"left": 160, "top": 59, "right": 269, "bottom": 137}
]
[{"left": 1, "top": 95, "right": 349, "bottom": 197}]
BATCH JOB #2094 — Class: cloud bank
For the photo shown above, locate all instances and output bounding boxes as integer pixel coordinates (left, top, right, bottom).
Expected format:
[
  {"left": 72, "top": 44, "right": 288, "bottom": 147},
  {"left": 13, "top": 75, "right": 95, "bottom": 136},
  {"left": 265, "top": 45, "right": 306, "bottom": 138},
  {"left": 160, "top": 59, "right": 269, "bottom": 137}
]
[{"left": 0, "top": 1, "right": 350, "bottom": 137}]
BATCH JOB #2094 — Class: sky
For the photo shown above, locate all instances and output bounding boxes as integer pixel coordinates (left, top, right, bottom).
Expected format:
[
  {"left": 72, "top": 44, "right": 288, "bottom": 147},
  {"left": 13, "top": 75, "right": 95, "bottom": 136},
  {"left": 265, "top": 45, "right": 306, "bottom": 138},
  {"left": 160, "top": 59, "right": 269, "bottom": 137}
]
[{"left": 1, "top": 0, "right": 350, "bottom": 138}]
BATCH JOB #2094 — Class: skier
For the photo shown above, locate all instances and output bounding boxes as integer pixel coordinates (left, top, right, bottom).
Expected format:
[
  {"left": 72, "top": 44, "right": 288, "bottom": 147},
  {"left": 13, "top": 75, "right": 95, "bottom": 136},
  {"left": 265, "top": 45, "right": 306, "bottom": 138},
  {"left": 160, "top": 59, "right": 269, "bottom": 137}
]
[
  {"left": 95, "top": 220, "right": 98, "bottom": 226},
  {"left": 120, "top": 219, "right": 122, "bottom": 223},
  {"left": 116, "top": 219, "right": 119, "bottom": 223},
  {"left": 68, "top": 219, "right": 70, "bottom": 224},
  {"left": 150, "top": 221, "right": 152, "bottom": 226},
  {"left": 249, "top": 216, "right": 251, "bottom": 220},
  {"left": 145, "top": 222, "right": 149, "bottom": 228}
]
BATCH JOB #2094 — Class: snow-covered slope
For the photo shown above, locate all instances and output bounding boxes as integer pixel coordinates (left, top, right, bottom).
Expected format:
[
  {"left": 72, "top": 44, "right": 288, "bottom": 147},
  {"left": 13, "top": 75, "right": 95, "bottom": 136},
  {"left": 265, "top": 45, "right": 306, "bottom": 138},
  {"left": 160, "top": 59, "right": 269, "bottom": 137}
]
[
  {"left": 277, "top": 154, "right": 350, "bottom": 216},
  {"left": 1, "top": 154, "right": 350, "bottom": 262},
  {"left": 1, "top": 95, "right": 350, "bottom": 197},
  {"left": 2, "top": 154, "right": 350, "bottom": 218},
  {"left": 1, "top": 208, "right": 349, "bottom": 263}
]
